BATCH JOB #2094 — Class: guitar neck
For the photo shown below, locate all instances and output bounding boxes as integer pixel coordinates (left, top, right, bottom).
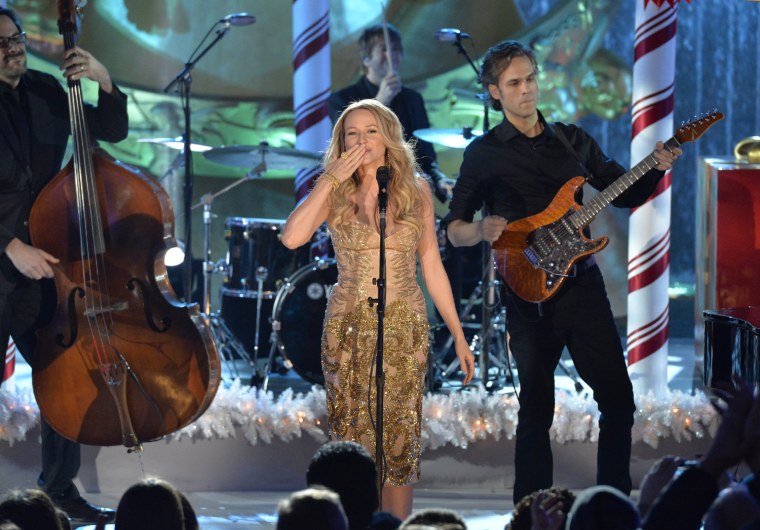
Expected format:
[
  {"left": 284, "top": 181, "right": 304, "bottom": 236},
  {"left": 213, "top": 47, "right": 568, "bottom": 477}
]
[{"left": 572, "top": 136, "right": 681, "bottom": 229}]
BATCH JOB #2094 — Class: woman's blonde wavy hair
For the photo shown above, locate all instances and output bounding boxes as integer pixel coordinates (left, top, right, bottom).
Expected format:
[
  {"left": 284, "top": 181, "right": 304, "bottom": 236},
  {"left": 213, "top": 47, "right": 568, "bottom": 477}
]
[{"left": 325, "top": 99, "right": 426, "bottom": 237}]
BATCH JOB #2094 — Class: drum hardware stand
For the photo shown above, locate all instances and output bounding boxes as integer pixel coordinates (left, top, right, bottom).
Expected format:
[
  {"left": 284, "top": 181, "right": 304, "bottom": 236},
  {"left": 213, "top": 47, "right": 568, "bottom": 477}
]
[
  {"left": 478, "top": 243, "right": 504, "bottom": 390},
  {"left": 249, "top": 266, "right": 269, "bottom": 386},
  {"left": 190, "top": 164, "right": 266, "bottom": 381},
  {"left": 208, "top": 313, "right": 250, "bottom": 380},
  {"left": 559, "top": 355, "right": 585, "bottom": 394},
  {"left": 438, "top": 244, "right": 508, "bottom": 384},
  {"left": 441, "top": 307, "right": 510, "bottom": 383},
  {"left": 192, "top": 160, "right": 266, "bottom": 319},
  {"left": 261, "top": 323, "right": 291, "bottom": 391}
]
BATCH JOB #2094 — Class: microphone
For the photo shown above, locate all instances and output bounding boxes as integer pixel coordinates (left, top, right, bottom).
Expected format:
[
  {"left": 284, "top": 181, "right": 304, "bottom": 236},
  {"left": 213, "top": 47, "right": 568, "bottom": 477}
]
[
  {"left": 434, "top": 28, "right": 470, "bottom": 42},
  {"left": 219, "top": 13, "right": 257, "bottom": 27},
  {"left": 376, "top": 166, "right": 390, "bottom": 222}
]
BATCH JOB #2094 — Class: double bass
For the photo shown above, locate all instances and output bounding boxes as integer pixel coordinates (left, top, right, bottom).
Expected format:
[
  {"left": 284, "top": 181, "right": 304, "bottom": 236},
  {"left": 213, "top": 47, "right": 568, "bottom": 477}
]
[{"left": 27, "top": 0, "right": 221, "bottom": 448}]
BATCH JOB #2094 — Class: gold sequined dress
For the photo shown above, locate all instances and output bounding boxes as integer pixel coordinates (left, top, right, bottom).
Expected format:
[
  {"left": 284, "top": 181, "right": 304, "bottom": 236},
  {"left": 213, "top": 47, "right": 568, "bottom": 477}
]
[{"left": 322, "top": 221, "right": 429, "bottom": 486}]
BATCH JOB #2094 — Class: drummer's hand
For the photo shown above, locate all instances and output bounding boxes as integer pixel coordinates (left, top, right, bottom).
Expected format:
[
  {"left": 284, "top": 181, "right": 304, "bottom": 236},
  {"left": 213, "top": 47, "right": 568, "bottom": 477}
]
[
  {"left": 325, "top": 144, "right": 366, "bottom": 184},
  {"left": 455, "top": 336, "right": 475, "bottom": 386},
  {"left": 480, "top": 215, "right": 508, "bottom": 243},
  {"left": 376, "top": 71, "right": 402, "bottom": 106},
  {"left": 4, "top": 238, "right": 59, "bottom": 280}
]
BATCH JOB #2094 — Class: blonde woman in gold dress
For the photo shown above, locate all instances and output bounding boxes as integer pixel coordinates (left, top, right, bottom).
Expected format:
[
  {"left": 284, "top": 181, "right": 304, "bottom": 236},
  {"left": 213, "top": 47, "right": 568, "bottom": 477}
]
[{"left": 282, "top": 99, "right": 474, "bottom": 519}]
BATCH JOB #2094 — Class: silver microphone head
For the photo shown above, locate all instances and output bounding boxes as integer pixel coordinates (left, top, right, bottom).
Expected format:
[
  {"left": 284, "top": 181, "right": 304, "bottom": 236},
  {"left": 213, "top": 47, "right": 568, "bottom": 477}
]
[
  {"left": 434, "top": 28, "right": 470, "bottom": 42},
  {"left": 220, "top": 13, "right": 257, "bottom": 27}
]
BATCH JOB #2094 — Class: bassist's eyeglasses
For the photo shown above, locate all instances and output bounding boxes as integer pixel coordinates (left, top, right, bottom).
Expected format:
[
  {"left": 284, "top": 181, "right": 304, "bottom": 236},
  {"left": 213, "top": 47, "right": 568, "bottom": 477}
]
[{"left": 0, "top": 32, "right": 26, "bottom": 49}]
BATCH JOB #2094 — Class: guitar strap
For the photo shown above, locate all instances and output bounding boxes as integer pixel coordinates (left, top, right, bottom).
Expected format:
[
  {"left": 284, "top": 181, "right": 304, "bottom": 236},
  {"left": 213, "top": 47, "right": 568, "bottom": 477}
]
[
  {"left": 546, "top": 121, "right": 598, "bottom": 277},
  {"left": 548, "top": 122, "right": 593, "bottom": 181}
]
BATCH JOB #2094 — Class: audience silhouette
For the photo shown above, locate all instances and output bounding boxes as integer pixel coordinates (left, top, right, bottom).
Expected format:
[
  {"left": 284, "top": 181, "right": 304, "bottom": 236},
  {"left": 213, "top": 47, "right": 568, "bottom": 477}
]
[
  {"left": 399, "top": 508, "right": 466, "bottom": 529},
  {"left": 642, "top": 378, "right": 760, "bottom": 529},
  {"left": 276, "top": 486, "right": 348, "bottom": 530},
  {"left": 566, "top": 485, "right": 640, "bottom": 530},
  {"left": 307, "top": 441, "right": 381, "bottom": 530},
  {"left": 506, "top": 487, "right": 575, "bottom": 530},
  {"left": 0, "top": 488, "right": 64, "bottom": 530},
  {"left": 113, "top": 477, "right": 187, "bottom": 530}
]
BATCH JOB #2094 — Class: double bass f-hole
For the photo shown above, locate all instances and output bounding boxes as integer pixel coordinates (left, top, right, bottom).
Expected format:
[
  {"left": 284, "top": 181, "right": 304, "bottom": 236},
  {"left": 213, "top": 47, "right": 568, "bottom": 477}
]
[
  {"left": 127, "top": 278, "right": 171, "bottom": 333},
  {"left": 26, "top": 0, "right": 221, "bottom": 448}
]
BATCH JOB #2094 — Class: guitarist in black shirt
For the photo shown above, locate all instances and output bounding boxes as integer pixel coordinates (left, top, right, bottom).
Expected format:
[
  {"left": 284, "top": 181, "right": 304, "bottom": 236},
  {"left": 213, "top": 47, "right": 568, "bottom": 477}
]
[{"left": 446, "top": 40, "right": 681, "bottom": 506}]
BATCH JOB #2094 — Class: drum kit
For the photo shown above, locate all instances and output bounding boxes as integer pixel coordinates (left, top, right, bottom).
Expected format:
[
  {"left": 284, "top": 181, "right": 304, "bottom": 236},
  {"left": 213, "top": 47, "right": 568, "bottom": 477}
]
[
  {"left": 142, "top": 126, "right": 538, "bottom": 392},
  {"left": 143, "top": 137, "right": 330, "bottom": 387}
]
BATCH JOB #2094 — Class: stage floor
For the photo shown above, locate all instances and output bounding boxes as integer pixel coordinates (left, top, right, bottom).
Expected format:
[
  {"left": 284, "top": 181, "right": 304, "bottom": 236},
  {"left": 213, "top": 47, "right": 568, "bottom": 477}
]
[{"left": 3, "top": 337, "right": 708, "bottom": 529}]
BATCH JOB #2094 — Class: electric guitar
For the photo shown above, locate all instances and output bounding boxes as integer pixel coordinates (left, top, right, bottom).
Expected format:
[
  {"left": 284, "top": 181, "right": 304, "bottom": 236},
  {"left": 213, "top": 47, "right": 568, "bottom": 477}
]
[{"left": 492, "top": 110, "right": 724, "bottom": 303}]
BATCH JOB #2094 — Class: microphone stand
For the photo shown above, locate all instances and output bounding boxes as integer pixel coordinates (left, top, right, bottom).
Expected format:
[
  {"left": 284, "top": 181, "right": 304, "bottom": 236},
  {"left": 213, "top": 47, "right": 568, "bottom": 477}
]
[
  {"left": 368, "top": 175, "right": 388, "bottom": 504},
  {"left": 163, "top": 24, "right": 234, "bottom": 304},
  {"left": 443, "top": 31, "right": 496, "bottom": 385},
  {"left": 444, "top": 33, "right": 489, "bottom": 131}
]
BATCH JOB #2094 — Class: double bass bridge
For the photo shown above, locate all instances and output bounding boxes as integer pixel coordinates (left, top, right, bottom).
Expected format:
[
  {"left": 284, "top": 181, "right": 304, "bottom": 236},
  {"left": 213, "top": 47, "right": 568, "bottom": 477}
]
[{"left": 83, "top": 300, "right": 129, "bottom": 318}]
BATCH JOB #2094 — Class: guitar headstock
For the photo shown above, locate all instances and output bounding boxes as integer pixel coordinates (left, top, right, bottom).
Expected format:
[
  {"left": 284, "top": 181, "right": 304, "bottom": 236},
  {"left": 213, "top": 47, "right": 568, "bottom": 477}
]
[
  {"left": 675, "top": 110, "right": 724, "bottom": 144},
  {"left": 57, "top": 0, "right": 86, "bottom": 43}
]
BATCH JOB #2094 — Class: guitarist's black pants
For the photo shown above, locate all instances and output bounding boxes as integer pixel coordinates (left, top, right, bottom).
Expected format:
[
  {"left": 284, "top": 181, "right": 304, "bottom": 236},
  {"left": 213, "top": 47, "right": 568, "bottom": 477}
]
[
  {"left": 506, "top": 264, "right": 635, "bottom": 504},
  {"left": 0, "top": 278, "right": 82, "bottom": 501}
]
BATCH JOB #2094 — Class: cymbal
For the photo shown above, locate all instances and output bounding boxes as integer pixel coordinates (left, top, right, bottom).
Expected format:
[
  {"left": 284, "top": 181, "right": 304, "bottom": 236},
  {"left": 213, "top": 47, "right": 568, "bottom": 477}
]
[
  {"left": 203, "top": 143, "right": 322, "bottom": 171},
  {"left": 137, "top": 137, "right": 212, "bottom": 152},
  {"left": 413, "top": 127, "right": 483, "bottom": 149}
]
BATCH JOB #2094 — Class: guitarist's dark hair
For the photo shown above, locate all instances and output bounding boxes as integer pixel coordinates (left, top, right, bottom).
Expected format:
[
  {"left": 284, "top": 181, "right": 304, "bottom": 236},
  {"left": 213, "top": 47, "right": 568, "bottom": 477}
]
[
  {"left": 480, "top": 40, "right": 537, "bottom": 111},
  {"left": 0, "top": 8, "right": 23, "bottom": 32}
]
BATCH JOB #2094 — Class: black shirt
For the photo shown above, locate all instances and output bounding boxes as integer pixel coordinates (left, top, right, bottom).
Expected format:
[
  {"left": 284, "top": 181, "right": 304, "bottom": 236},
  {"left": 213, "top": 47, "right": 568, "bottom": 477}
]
[
  {"left": 448, "top": 110, "right": 664, "bottom": 224},
  {"left": 0, "top": 79, "right": 31, "bottom": 169}
]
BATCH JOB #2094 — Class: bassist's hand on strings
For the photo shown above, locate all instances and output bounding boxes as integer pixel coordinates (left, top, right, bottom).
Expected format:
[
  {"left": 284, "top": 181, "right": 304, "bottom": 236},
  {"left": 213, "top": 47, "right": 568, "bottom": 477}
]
[
  {"left": 4, "top": 238, "right": 59, "bottom": 280},
  {"left": 60, "top": 46, "right": 114, "bottom": 94},
  {"left": 653, "top": 140, "right": 682, "bottom": 171},
  {"left": 480, "top": 215, "right": 508, "bottom": 243}
]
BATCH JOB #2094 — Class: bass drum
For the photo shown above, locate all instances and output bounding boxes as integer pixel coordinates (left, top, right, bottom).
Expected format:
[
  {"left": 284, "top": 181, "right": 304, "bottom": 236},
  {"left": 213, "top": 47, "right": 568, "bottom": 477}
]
[{"left": 271, "top": 259, "right": 338, "bottom": 385}]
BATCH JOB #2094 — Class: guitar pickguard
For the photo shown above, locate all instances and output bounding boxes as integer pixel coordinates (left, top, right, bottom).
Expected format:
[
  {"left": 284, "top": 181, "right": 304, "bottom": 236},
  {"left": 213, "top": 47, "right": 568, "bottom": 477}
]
[{"left": 524, "top": 211, "right": 596, "bottom": 288}]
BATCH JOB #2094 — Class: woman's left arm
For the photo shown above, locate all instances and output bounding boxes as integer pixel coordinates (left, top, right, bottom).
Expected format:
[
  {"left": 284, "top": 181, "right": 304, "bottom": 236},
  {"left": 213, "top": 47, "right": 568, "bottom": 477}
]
[{"left": 417, "top": 187, "right": 475, "bottom": 385}]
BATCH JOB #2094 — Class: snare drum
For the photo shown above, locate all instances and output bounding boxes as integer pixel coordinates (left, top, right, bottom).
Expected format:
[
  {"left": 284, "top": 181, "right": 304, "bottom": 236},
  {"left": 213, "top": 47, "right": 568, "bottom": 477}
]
[
  {"left": 223, "top": 217, "right": 300, "bottom": 298},
  {"left": 271, "top": 259, "right": 338, "bottom": 385}
]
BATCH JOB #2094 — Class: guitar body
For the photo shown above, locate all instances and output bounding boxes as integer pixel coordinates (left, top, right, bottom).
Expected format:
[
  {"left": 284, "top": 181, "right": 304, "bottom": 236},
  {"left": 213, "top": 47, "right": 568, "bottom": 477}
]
[
  {"left": 490, "top": 110, "right": 724, "bottom": 303},
  {"left": 492, "top": 176, "right": 608, "bottom": 302}
]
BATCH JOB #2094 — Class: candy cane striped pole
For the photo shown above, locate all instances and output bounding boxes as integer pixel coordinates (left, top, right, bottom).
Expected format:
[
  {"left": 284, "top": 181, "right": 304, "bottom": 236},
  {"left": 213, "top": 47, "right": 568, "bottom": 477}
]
[
  {"left": 627, "top": 0, "right": 678, "bottom": 396},
  {"left": 3, "top": 339, "right": 16, "bottom": 388},
  {"left": 293, "top": 0, "right": 331, "bottom": 202}
]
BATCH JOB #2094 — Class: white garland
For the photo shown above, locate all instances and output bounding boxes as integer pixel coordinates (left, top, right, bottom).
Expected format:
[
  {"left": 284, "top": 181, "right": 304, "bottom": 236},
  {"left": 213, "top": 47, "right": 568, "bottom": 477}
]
[
  {"left": 0, "top": 385, "right": 39, "bottom": 447},
  {"left": 1, "top": 382, "right": 718, "bottom": 449}
]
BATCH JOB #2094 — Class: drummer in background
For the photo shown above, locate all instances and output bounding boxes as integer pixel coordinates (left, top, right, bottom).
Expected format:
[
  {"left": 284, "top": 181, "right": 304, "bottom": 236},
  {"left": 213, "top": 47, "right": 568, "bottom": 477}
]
[{"left": 329, "top": 23, "right": 455, "bottom": 203}]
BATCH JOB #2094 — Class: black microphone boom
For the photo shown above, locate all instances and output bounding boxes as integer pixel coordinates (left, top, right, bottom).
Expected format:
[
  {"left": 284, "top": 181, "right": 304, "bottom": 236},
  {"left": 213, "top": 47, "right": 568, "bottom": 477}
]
[
  {"left": 220, "top": 13, "right": 257, "bottom": 26},
  {"left": 434, "top": 28, "right": 470, "bottom": 42}
]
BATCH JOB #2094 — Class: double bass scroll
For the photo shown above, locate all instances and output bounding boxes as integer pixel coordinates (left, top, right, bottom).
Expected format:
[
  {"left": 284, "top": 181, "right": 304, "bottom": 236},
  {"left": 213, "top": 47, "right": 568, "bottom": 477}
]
[{"left": 27, "top": 0, "right": 221, "bottom": 448}]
